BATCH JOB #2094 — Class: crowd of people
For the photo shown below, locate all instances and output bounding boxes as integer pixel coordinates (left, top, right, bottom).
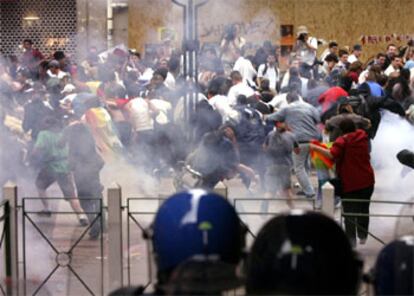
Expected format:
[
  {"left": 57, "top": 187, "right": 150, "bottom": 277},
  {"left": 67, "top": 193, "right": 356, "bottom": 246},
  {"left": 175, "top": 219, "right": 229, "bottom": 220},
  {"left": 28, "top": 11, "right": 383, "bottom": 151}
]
[
  {"left": 0, "top": 20, "right": 414, "bottom": 295},
  {"left": 0, "top": 24, "right": 414, "bottom": 243}
]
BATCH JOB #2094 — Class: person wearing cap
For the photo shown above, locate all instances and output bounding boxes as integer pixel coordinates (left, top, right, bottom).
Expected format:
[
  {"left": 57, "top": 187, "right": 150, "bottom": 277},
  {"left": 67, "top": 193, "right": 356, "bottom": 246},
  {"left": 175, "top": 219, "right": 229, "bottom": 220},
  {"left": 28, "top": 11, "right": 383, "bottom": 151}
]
[
  {"left": 59, "top": 84, "right": 77, "bottom": 111},
  {"left": 348, "top": 44, "right": 363, "bottom": 64},
  {"left": 47, "top": 59, "right": 69, "bottom": 82},
  {"left": 294, "top": 25, "right": 318, "bottom": 79}
]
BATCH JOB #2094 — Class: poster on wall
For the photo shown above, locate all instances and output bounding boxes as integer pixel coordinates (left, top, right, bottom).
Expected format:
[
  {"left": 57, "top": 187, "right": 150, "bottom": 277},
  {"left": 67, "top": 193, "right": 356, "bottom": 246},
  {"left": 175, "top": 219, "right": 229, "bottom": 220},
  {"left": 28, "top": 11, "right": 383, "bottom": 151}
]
[{"left": 158, "top": 27, "right": 176, "bottom": 42}]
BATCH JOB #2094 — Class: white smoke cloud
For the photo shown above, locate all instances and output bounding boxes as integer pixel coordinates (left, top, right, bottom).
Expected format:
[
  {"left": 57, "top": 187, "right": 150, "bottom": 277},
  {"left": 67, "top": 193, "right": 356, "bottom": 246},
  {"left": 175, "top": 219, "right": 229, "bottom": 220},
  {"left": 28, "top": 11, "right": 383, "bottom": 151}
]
[{"left": 371, "top": 111, "right": 414, "bottom": 199}]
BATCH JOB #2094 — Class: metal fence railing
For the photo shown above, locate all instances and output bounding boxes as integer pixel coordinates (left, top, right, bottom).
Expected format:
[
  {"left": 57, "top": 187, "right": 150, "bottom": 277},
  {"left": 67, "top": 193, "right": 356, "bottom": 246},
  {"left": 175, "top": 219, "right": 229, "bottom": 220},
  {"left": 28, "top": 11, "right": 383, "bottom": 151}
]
[
  {"left": 233, "top": 197, "right": 316, "bottom": 239},
  {"left": 21, "top": 197, "right": 104, "bottom": 296},
  {"left": 124, "top": 197, "right": 166, "bottom": 289},
  {"left": 2, "top": 181, "right": 414, "bottom": 295},
  {"left": 0, "top": 200, "right": 11, "bottom": 296},
  {"left": 341, "top": 199, "right": 414, "bottom": 245}
]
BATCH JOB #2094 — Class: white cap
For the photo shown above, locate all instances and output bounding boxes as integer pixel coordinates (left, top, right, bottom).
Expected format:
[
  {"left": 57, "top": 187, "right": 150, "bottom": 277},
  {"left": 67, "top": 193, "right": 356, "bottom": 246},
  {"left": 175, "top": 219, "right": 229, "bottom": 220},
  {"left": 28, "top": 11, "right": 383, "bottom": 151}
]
[
  {"left": 61, "top": 84, "right": 76, "bottom": 94},
  {"left": 297, "top": 25, "right": 309, "bottom": 37}
]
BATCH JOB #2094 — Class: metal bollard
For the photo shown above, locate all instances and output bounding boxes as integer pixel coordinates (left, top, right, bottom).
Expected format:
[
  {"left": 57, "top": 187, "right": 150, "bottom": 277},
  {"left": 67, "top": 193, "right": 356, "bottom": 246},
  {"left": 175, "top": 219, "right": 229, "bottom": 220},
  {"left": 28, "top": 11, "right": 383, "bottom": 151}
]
[
  {"left": 107, "top": 183, "right": 123, "bottom": 291},
  {"left": 321, "top": 182, "right": 335, "bottom": 217},
  {"left": 214, "top": 182, "right": 228, "bottom": 199},
  {"left": 3, "top": 182, "right": 18, "bottom": 295}
]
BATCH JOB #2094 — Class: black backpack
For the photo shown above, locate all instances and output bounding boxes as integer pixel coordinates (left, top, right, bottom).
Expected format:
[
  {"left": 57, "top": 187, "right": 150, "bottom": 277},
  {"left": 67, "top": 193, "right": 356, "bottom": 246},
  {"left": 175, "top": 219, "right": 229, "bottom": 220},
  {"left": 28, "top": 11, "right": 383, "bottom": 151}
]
[
  {"left": 346, "top": 95, "right": 370, "bottom": 118},
  {"left": 234, "top": 106, "right": 266, "bottom": 146}
]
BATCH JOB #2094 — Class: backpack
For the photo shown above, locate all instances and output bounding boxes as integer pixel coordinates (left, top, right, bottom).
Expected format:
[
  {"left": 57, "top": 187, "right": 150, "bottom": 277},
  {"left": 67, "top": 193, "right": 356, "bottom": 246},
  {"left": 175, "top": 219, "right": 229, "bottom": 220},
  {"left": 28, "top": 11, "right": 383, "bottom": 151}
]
[
  {"left": 233, "top": 106, "right": 266, "bottom": 147},
  {"left": 346, "top": 95, "right": 370, "bottom": 118}
]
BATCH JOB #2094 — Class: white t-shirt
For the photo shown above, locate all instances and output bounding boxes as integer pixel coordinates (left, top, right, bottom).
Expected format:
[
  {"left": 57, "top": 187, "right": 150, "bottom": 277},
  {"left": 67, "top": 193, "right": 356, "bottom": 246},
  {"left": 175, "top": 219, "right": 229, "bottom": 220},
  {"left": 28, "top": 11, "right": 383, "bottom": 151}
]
[
  {"left": 358, "top": 69, "right": 369, "bottom": 84},
  {"left": 233, "top": 56, "right": 257, "bottom": 86},
  {"left": 347, "top": 54, "right": 359, "bottom": 64},
  {"left": 257, "top": 63, "right": 280, "bottom": 92},
  {"left": 126, "top": 97, "right": 154, "bottom": 132},
  {"left": 138, "top": 68, "right": 154, "bottom": 84},
  {"left": 410, "top": 68, "right": 414, "bottom": 81},
  {"left": 150, "top": 98, "right": 172, "bottom": 125},
  {"left": 164, "top": 72, "right": 176, "bottom": 90},
  {"left": 208, "top": 95, "right": 238, "bottom": 123},
  {"left": 384, "top": 65, "right": 399, "bottom": 76},
  {"left": 47, "top": 69, "right": 69, "bottom": 80},
  {"left": 227, "top": 82, "right": 255, "bottom": 106},
  {"left": 268, "top": 93, "right": 304, "bottom": 111}
]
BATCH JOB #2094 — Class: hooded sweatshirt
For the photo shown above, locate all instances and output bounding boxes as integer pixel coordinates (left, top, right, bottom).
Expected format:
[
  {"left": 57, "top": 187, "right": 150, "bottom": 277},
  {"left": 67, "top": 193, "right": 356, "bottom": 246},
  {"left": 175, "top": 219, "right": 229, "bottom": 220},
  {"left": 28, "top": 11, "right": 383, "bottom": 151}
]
[{"left": 330, "top": 129, "right": 375, "bottom": 193}]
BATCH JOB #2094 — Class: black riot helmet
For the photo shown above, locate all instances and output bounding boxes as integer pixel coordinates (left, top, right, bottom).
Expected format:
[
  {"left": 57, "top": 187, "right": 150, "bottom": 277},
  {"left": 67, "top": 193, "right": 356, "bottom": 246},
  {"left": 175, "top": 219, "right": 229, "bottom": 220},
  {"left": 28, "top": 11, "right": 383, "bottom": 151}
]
[
  {"left": 246, "top": 210, "right": 362, "bottom": 295},
  {"left": 374, "top": 236, "right": 414, "bottom": 295}
]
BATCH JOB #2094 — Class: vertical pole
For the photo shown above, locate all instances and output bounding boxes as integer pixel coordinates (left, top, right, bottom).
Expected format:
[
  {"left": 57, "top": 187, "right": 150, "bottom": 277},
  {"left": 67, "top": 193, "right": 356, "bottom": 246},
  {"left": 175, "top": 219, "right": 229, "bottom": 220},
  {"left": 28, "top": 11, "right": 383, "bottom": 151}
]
[
  {"left": 321, "top": 182, "right": 335, "bottom": 217},
  {"left": 85, "top": 0, "right": 90, "bottom": 51},
  {"left": 107, "top": 0, "right": 113, "bottom": 49},
  {"left": 107, "top": 183, "right": 123, "bottom": 291},
  {"left": 3, "top": 182, "right": 18, "bottom": 295},
  {"left": 3, "top": 201, "right": 11, "bottom": 296}
]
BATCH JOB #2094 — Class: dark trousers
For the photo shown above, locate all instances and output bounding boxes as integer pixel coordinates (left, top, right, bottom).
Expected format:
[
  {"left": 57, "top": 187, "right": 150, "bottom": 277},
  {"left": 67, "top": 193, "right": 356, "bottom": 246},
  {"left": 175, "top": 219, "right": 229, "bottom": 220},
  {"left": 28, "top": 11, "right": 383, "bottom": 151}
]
[
  {"left": 299, "top": 63, "right": 313, "bottom": 79},
  {"left": 75, "top": 172, "right": 104, "bottom": 236},
  {"left": 341, "top": 186, "right": 374, "bottom": 244}
]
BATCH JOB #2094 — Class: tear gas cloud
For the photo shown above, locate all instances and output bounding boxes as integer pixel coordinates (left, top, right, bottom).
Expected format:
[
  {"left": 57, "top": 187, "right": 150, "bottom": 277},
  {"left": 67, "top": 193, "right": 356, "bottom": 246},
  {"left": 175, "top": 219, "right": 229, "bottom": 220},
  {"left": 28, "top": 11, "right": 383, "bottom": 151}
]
[{"left": 371, "top": 111, "right": 414, "bottom": 199}]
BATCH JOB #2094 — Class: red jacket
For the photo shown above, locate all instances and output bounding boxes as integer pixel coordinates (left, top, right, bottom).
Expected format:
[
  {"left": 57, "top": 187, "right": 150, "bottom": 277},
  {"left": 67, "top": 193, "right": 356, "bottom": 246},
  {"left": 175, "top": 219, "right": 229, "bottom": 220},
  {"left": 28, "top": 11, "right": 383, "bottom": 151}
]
[
  {"left": 318, "top": 87, "right": 348, "bottom": 112},
  {"left": 330, "top": 129, "right": 375, "bottom": 193}
]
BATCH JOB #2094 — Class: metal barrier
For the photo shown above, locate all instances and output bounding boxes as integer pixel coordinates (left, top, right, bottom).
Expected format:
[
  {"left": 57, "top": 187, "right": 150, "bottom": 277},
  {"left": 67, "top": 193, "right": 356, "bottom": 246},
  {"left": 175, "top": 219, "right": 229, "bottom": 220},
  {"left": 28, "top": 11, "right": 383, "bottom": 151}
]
[
  {"left": 0, "top": 200, "right": 11, "bottom": 296},
  {"left": 341, "top": 199, "right": 414, "bottom": 245},
  {"left": 6, "top": 181, "right": 412, "bottom": 295},
  {"left": 124, "top": 197, "right": 166, "bottom": 289},
  {"left": 2, "top": 183, "right": 18, "bottom": 296},
  {"left": 21, "top": 197, "right": 104, "bottom": 296},
  {"left": 233, "top": 197, "right": 316, "bottom": 239}
]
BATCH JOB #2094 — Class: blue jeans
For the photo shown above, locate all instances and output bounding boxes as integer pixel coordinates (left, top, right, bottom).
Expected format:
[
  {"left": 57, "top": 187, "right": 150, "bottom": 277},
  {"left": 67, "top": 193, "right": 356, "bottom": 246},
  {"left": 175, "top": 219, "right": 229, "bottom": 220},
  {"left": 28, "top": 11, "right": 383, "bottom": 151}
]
[{"left": 293, "top": 143, "right": 315, "bottom": 196}]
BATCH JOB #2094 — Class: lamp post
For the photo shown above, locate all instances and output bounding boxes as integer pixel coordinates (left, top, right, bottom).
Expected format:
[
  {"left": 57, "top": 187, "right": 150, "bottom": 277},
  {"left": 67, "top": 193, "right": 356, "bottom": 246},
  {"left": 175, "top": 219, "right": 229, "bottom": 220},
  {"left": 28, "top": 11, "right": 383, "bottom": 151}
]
[{"left": 171, "top": 0, "right": 208, "bottom": 142}]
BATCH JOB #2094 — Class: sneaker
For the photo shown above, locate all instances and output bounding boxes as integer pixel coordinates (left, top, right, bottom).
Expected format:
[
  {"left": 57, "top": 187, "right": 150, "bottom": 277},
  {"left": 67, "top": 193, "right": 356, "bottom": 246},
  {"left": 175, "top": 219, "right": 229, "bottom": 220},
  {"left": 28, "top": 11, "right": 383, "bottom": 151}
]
[
  {"left": 296, "top": 191, "right": 315, "bottom": 199},
  {"left": 78, "top": 214, "right": 89, "bottom": 227}
]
